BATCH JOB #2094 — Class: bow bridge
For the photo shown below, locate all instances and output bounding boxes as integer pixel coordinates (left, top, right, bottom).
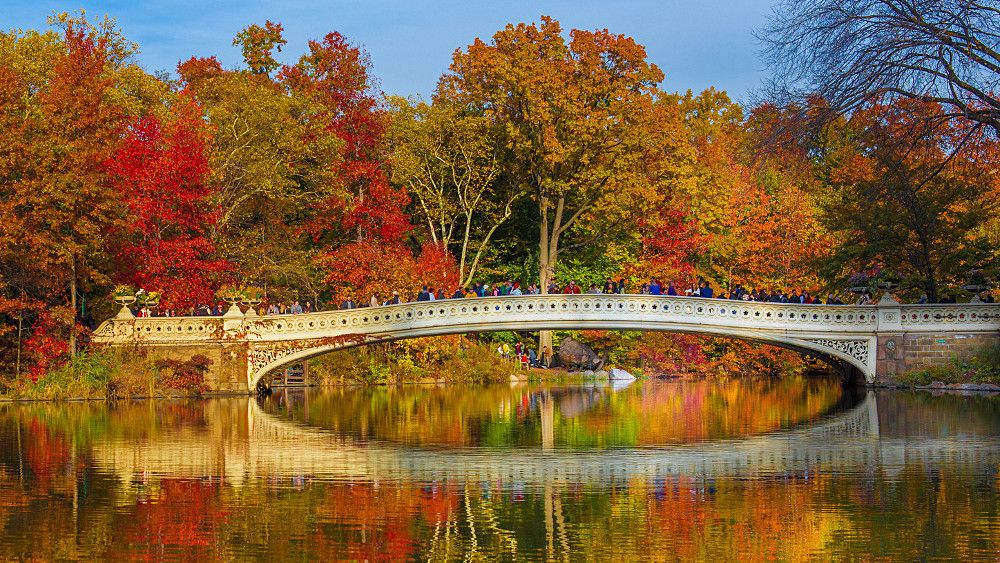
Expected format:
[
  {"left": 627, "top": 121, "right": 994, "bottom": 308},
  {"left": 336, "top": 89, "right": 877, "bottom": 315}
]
[{"left": 92, "top": 295, "right": 1000, "bottom": 391}]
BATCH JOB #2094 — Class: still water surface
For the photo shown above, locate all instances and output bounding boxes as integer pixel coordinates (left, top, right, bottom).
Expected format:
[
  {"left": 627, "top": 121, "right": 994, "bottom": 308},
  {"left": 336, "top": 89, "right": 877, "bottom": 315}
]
[{"left": 0, "top": 377, "right": 998, "bottom": 560}]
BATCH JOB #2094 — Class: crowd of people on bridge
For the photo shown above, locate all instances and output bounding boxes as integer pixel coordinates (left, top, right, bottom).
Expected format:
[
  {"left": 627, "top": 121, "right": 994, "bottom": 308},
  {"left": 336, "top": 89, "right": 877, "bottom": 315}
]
[
  {"left": 330, "top": 278, "right": 858, "bottom": 311},
  {"left": 130, "top": 275, "right": 994, "bottom": 318}
]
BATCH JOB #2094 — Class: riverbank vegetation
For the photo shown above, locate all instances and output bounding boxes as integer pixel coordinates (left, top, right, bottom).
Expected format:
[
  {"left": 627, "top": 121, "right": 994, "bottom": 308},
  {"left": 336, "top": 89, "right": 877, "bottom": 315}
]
[
  {"left": 309, "top": 337, "right": 517, "bottom": 385},
  {"left": 0, "top": 9, "right": 998, "bottom": 387},
  {"left": 893, "top": 344, "right": 1000, "bottom": 387},
  {"left": 0, "top": 347, "right": 214, "bottom": 400}
]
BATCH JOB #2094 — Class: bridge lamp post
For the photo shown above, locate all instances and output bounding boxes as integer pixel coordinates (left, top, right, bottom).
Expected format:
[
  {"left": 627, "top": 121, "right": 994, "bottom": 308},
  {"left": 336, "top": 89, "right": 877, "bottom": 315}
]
[
  {"left": 243, "top": 295, "right": 262, "bottom": 317},
  {"left": 876, "top": 281, "right": 899, "bottom": 305},
  {"left": 962, "top": 270, "right": 991, "bottom": 304},
  {"left": 113, "top": 288, "right": 136, "bottom": 319}
]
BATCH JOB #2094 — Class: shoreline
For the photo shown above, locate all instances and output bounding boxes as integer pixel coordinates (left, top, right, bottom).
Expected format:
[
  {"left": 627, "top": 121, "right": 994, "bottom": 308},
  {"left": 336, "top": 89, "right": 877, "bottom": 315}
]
[{"left": 3, "top": 377, "right": 999, "bottom": 403}]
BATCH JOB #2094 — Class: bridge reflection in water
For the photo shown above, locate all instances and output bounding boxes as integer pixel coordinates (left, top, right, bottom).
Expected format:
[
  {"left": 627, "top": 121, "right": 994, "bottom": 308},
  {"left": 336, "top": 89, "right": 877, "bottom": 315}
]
[
  {"left": 86, "top": 384, "right": 1000, "bottom": 487},
  {"left": 5, "top": 380, "right": 1000, "bottom": 560}
]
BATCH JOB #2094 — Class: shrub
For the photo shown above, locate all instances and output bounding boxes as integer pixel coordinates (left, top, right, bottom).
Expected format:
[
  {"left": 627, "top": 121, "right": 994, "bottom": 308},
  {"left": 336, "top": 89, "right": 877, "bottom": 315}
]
[
  {"left": 897, "top": 343, "right": 1000, "bottom": 386},
  {"left": 10, "top": 348, "right": 157, "bottom": 400},
  {"left": 154, "top": 354, "right": 211, "bottom": 394}
]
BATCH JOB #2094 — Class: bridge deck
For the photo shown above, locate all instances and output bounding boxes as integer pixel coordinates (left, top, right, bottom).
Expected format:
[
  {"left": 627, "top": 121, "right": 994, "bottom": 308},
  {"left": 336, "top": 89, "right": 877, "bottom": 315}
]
[{"left": 92, "top": 295, "right": 1000, "bottom": 390}]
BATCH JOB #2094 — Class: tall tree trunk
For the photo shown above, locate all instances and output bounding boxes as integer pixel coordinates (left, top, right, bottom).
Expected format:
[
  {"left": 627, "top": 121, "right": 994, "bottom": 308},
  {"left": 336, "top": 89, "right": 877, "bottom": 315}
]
[
  {"left": 15, "top": 305, "right": 23, "bottom": 379},
  {"left": 919, "top": 241, "right": 938, "bottom": 303},
  {"left": 69, "top": 254, "right": 77, "bottom": 357},
  {"left": 538, "top": 194, "right": 554, "bottom": 358},
  {"left": 460, "top": 213, "right": 472, "bottom": 286}
]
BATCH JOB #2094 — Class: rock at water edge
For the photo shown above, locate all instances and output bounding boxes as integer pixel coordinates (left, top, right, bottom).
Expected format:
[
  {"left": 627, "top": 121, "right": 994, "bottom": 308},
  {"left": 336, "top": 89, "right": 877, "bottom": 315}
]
[{"left": 609, "top": 368, "right": 636, "bottom": 381}]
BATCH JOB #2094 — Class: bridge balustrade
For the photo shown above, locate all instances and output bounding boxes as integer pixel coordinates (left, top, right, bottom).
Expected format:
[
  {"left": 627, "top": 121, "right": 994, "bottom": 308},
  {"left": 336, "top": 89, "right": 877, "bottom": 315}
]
[{"left": 92, "top": 294, "right": 1000, "bottom": 390}]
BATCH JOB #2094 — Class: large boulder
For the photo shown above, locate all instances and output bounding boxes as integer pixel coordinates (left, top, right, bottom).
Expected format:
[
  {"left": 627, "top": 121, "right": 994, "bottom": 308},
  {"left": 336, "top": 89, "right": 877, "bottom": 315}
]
[
  {"left": 609, "top": 368, "right": 636, "bottom": 381},
  {"left": 557, "top": 338, "right": 604, "bottom": 370}
]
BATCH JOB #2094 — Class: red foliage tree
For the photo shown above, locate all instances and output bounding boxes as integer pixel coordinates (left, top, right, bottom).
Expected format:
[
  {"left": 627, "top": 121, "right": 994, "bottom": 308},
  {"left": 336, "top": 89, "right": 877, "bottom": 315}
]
[
  {"left": 22, "top": 311, "right": 69, "bottom": 381},
  {"left": 281, "top": 32, "right": 410, "bottom": 244},
  {"left": 176, "top": 56, "right": 223, "bottom": 87},
  {"left": 105, "top": 99, "right": 229, "bottom": 310},
  {"left": 628, "top": 209, "right": 704, "bottom": 286}
]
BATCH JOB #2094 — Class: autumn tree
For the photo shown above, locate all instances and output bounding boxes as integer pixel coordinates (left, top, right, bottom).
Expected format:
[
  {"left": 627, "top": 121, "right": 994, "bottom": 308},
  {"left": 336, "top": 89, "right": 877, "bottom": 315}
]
[
  {"left": 439, "top": 17, "right": 666, "bottom": 288},
  {"left": 653, "top": 90, "right": 830, "bottom": 292},
  {"left": 438, "top": 16, "right": 667, "bottom": 348},
  {"left": 819, "top": 100, "right": 999, "bottom": 301},
  {"left": 319, "top": 241, "right": 458, "bottom": 305},
  {"left": 281, "top": 31, "right": 411, "bottom": 244},
  {"left": 105, "top": 99, "right": 229, "bottom": 310},
  {"left": 179, "top": 40, "right": 342, "bottom": 303},
  {"left": 233, "top": 20, "right": 287, "bottom": 76},
  {"left": 388, "top": 97, "right": 519, "bottom": 286},
  {"left": 279, "top": 30, "right": 414, "bottom": 303},
  {"left": 0, "top": 14, "right": 148, "bottom": 365}
]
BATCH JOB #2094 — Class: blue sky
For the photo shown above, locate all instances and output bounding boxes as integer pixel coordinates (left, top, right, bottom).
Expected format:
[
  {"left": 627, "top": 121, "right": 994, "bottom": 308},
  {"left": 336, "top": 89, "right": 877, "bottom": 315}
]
[{"left": 2, "top": 0, "right": 775, "bottom": 102}]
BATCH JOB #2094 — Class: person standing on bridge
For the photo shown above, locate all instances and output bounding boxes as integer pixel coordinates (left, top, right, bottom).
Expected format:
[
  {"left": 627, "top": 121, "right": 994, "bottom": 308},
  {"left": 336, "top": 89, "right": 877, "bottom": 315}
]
[
  {"left": 563, "top": 281, "right": 582, "bottom": 294},
  {"left": 387, "top": 291, "right": 401, "bottom": 305},
  {"left": 340, "top": 296, "right": 356, "bottom": 309},
  {"left": 699, "top": 281, "right": 714, "bottom": 298},
  {"left": 290, "top": 301, "right": 303, "bottom": 314},
  {"left": 417, "top": 286, "right": 431, "bottom": 301},
  {"left": 649, "top": 278, "right": 662, "bottom": 295},
  {"left": 667, "top": 282, "right": 677, "bottom": 296},
  {"left": 370, "top": 293, "right": 381, "bottom": 307}
]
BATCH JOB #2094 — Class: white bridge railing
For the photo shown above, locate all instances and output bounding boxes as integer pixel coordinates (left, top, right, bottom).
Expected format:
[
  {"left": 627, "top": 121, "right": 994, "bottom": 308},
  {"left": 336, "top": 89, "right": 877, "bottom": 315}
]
[{"left": 92, "top": 295, "right": 1000, "bottom": 389}]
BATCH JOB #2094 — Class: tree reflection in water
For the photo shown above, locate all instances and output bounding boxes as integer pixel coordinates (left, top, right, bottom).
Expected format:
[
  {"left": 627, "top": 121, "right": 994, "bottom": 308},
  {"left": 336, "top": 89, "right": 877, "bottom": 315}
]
[{"left": 0, "top": 379, "right": 998, "bottom": 560}]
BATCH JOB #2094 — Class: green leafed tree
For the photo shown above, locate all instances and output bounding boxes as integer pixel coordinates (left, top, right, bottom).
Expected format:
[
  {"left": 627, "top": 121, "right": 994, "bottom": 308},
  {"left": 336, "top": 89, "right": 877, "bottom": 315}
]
[
  {"left": 388, "top": 96, "right": 520, "bottom": 286},
  {"left": 178, "top": 46, "right": 343, "bottom": 302}
]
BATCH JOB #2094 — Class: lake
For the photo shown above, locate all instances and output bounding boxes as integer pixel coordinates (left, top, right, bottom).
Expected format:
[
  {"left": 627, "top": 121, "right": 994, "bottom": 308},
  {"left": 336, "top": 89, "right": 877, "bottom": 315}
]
[{"left": 1, "top": 377, "right": 998, "bottom": 560}]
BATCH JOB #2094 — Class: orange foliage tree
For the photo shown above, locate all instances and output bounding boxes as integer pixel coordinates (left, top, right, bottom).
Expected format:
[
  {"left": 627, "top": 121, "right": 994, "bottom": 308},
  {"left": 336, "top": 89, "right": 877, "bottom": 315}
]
[{"left": 320, "top": 242, "right": 459, "bottom": 304}]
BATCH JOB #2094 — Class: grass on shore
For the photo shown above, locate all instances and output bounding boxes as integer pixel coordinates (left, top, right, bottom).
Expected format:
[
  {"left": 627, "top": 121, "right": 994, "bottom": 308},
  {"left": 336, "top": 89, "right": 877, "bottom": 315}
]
[{"left": 2, "top": 347, "right": 211, "bottom": 401}]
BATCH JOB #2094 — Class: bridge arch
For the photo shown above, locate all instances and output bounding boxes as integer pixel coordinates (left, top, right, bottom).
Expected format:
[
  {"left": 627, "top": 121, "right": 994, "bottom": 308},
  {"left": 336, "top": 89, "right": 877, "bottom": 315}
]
[
  {"left": 246, "top": 295, "right": 878, "bottom": 389},
  {"left": 248, "top": 324, "right": 869, "bottom": 390}
]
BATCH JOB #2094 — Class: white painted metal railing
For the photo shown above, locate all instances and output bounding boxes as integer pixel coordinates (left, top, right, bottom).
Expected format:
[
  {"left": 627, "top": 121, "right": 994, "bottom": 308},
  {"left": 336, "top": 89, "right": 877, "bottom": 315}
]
[{"left": 92, "top": 294, "right": 1000, "bottom": 389}]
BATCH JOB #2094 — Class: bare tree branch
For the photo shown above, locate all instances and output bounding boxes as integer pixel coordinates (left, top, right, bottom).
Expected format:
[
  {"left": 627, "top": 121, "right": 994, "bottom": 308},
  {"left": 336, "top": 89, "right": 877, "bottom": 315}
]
[{"left": 762, "top": 0, "right": 1000, "bottom": 133}]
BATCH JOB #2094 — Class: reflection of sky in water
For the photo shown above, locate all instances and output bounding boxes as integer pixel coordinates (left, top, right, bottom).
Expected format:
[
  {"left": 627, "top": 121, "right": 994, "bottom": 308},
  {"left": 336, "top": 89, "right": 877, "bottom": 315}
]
[{"left": 0, "top": 382, "right": 998, "bottom": 560}]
